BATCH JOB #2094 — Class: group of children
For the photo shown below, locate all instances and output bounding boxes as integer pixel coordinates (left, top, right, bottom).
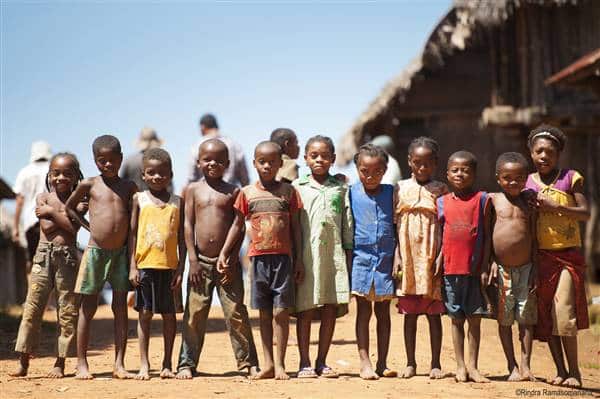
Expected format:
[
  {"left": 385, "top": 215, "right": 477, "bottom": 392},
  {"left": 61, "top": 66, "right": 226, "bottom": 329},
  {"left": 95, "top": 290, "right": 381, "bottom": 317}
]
[{"left": 10, "top": 124, "right": 590, "bottom": 388}]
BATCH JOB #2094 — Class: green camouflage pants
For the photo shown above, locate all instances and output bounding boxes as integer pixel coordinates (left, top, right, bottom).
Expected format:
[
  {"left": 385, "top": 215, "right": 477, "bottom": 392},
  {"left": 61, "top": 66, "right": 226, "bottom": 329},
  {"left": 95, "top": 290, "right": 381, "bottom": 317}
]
[{"left": 15, "top": 241, "right": 81, "bottom": 358}]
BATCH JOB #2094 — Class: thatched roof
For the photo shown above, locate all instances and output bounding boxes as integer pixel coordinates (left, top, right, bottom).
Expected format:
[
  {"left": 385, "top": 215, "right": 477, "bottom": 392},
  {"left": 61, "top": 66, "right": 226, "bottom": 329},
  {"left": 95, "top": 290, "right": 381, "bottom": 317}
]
[{"left": 338, "top": 0, "right": 585, "bottom": 164}]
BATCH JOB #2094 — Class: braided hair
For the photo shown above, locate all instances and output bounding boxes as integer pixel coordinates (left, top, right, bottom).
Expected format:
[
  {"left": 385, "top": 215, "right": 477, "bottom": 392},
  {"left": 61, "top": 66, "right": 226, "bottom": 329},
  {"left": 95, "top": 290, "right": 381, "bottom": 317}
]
[
  {"left": 45, "top": 152, "right": 84, "bottom": 192},
  {"left": 527, "top": 124, "right": 567, "bottom": 151},
  {"left": 408, "top": 136, "right": 440, "bottom": 159}
]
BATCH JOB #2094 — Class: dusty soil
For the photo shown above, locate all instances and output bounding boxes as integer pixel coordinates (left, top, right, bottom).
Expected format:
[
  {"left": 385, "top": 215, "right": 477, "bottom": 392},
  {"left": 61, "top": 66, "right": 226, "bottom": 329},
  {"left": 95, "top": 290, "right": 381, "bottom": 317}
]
[{"left": 1, "top": 300, "right": 599, "bottom": 399}]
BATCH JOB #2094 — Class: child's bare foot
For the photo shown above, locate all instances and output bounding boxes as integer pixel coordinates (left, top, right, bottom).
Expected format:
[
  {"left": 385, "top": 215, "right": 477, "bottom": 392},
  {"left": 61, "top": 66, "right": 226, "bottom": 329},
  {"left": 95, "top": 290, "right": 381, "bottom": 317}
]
[
  {"left": 562, "top": 374, "right": 582, "bottom": 388},
  {"left": 9, "top": 354, "right": 30, "bottom": 377},
  {"left": 429, "top": 368, "right": 445, "bottom": 379},
  {"left": 160, "top": 368, "right": 175, "bottom": 379},
  {"left": 274, "top": 366, "right": 290, "bottom": 380},
  {"left": 135, "top": 363, "right": 151, "bottom": 381},
  {"left": 400, "top": 365, "right": 416, "bottom": 379},
  {"left": 455, "top": 367, "right": 468, "bottom": 382},
  {"left": 47, "top": 366, "right": 65, "bottom": 378},
  {"left": 252, "top": 367, "right": 275, "bottom": 380},
  {"left": 176, "top": 368, "right": 193, "bottom": 379},
  {"left": 468, "top": 368, "right": 490, "bottom": 383},
  {"left": 551, "top": 374, "right": 567, "bottom": 385},
  {"left": 507, "top": 366, "right": 521, "bottom": 381},
  {"left": 75, "top": 363, "right": 94, "bottom": 380},
  {"left": 246, "top": 366, "right": 259, "bottom": 378},
  {"left": 113, "top": 367, "right": 134, "bottom": 379},
  {"left": 360, "top": 365, "right": 379, "bottom": 380},
  {"left": 375, "top": 367, "right": 397, "bottom": 378},
  {"left": 519, "top": 368, "right": 536, "bottom": 382}
]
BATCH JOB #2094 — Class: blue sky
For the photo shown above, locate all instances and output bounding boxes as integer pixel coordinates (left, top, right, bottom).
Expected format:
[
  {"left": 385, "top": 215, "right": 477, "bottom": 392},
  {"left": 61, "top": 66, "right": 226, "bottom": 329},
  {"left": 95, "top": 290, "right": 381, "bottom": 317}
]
[{"left": 1, "top": 1, "right": 450, "bottom": 194}]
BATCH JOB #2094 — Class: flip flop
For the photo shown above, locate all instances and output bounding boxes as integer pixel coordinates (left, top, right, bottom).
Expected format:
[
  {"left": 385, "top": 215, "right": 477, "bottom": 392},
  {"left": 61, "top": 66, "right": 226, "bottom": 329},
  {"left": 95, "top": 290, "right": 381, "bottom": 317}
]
[
  {"left": 297, "top": 367, "right": 318, "bottom": 379},
  {"left": 316, "top": 365, "right": 339, "bottom": 378},
  {"left": 376, "top": 368, "right": 398, "bottom": 378}
]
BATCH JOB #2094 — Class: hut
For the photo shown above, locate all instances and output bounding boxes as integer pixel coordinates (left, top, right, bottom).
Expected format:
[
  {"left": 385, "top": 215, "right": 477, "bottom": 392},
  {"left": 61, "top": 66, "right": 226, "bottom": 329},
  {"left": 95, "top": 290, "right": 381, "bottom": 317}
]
[{"left": 338, "top": 0, "right": 600, "bottom": 276}]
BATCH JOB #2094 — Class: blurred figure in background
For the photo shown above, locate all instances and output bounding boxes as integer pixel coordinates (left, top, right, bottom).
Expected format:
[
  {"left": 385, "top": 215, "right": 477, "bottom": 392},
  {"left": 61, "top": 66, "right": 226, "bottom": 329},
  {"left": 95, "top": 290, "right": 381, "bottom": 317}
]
[{"left": 370, "top": 135, "right": 401, "bottom": 186}]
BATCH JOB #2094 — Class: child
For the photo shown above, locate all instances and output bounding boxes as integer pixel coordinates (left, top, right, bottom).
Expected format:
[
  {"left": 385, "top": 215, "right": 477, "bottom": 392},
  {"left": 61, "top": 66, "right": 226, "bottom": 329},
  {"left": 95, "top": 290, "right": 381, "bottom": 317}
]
[
  {"left": 350, "top": 144, "right": 396, "bottom": 380},
  {"left": 66, "top": 135, "right": 138, "bottom": 379},
  {"left": 176, "top": 139, "right": 259, "bottom": 379},
  {"left": 438, "top": 150, "right": 491, "bottom": 383},
  {"left": 270, "top": 128, "right": 300, "bottom": 183},
  {"left": 220, "top": 140, "right": 303, "bottom": 380},
  {"left": 11, "top": 153, "right": 85, "bottom": 378},
  {"left": 128, "top": 148, "right": 185, "bottom": 380},
  {"left": 395, "top": 137, "right": 447, "bottom": 379},
  {"left": 293, "top": 135, "right": 353, "bottom": 378},
  {"left": 489, "top": 152, "right": 537, "bottom": 381},
  {"left": 525, "top": 125, "right": 590, "bottom": 388}
]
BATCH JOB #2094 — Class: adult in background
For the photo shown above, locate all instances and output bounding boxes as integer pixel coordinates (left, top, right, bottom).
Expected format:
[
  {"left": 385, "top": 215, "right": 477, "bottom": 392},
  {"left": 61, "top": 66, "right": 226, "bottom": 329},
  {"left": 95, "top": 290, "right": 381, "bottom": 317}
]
[
  {"left": 12, "top": 141, "right": 52, "bottom": 263},
  {"left": 187, "top": 114, "right": 249, "bottom": 187},
  {"left": 121, "top": 126, "right": 172, "bottom": 193},
  {"left": 370, "top": 135, "right": 402, "bottom": 186}
]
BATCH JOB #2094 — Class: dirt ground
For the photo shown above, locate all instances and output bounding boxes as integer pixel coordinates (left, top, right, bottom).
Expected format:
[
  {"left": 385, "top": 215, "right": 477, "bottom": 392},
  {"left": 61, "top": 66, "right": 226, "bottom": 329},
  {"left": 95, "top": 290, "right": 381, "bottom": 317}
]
[{"left": 1, "top": 300, "right": 599, "bottom": 399}]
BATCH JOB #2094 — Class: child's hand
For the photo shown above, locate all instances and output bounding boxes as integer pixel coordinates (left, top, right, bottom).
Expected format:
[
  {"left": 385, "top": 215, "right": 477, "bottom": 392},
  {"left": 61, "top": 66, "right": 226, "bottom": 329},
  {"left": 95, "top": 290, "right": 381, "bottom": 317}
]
[
  {"left": 392, "top": 259, "right": 402, "bottom": 280},
  {"left": 333, "top": 173, "right": 348, "bottom": 183},
  {"left": 294, "top": 259, "right": 305, "bottom": 284},
  {"left": 188, "top": 260, "right": 203, "bottom": 288},
  {"left": 129, "top": 268, "right": 140, "bottom": 288},
  {"left": 528, "top": 266, "right": 537, "bottom": 294},
  {"left": 536, "top": 195, "right": 559, "bottom": 212},
  {"left": 76, "top": 200, "right": 89, "bottom": 214},
  {"left": 480, "top": 270, "right": 490, "bottom": 288},
  {"left": 219, "top": 264, "right": 233, "bottom": 286},
  {"left": 35, "top": 204, "right": 53, "bottom": 218},
  {"left": 171, "top": 270, "right": 183, "bottom": 290},
  {"left": 488, "top": 262, "right": 498, "bottom": 287}
]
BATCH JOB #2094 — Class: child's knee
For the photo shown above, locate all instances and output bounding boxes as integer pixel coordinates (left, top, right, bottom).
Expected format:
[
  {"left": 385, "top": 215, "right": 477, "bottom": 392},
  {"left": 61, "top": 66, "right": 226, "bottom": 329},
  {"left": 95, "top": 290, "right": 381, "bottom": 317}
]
[
  {"left": 273, "top": 308, "right": 289, "bottom": 321},
  {"left": 139, "top": 310, "right": 153, "bottom": 322}
]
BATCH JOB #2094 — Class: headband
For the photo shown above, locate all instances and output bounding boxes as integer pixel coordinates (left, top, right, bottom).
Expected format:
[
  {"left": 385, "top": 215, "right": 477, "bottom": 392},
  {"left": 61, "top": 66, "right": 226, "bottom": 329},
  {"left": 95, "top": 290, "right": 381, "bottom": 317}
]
[{"left": 530, "top": 131, "right": 561, "bottom": 146}]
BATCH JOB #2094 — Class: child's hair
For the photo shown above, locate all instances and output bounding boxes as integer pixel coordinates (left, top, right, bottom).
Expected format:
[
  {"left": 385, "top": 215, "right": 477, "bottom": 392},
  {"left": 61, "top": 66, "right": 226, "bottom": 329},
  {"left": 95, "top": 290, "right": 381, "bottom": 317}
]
[
  {"left": 408, "top": 136, "right": 440, "bottom": 159},
  {"left": 353, "top": 143, "right": 388, "bottom": 165},
  {"left": 305, "top": 135, "right": 335, "bottom": 154},
  {"left": 45, "top": 152, "right": 84, "bottom": 191},
  {"left": 92, "top": 134, "right": 121, "bottom": 156},
  {"left": 255, "top": 140, "right": 283, "bottom": 157},
  {"left": 199, "top": 113, "right": 219, "bottom": 129},
  {"left": 142, "top": 147, "right": 172, "bottom": 170},
  {"left": 527, "top": 124, "right": 567, "bottom": 151},
  {"left": 495, "top": 152, "right": 529, "bottom": 173},
  {"left": 270, "top": 128, "right": 297, "bottom": 149},
  {"left": 448, "top": 150, "right": 477, "bottom": 170}
]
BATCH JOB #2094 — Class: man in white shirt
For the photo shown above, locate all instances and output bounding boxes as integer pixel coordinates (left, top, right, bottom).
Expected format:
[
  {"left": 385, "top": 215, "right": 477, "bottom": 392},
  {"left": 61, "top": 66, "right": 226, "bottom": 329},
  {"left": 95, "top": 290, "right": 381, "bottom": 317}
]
[
  {"left": 12, "top": 141, "right": 51, "bottom": 262},
  {"left": 187, "top": 114, "right": 249, "bottom": 187},
  {"left": 370, "top": 135, "right": 402, "bottom": 186}
]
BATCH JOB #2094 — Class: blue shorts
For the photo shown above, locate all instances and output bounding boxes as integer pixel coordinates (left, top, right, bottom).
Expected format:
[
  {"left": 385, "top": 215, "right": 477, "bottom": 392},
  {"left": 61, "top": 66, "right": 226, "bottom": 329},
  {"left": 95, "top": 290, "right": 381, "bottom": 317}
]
[
  {"left": 134, "top": 269, "right": 176, "bottom": 314},
  {"left": 251, "top": 254, "right": 294, "bottom": 310},
  {"left": 443, "top": 275, "right": 488, "bottom": 319}
]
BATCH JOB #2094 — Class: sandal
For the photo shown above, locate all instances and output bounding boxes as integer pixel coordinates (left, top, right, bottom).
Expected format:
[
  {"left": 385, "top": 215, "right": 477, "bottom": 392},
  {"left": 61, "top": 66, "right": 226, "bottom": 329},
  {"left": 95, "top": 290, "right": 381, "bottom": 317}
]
[
  {"left": 297, "top": 367, "right": 318, "bottom": 379},
  {"left": 376, "top": 368, "right": 398, "bottom": 378},
  {"left": 316, "top": 365, "right": 339, "bottom": 378}
]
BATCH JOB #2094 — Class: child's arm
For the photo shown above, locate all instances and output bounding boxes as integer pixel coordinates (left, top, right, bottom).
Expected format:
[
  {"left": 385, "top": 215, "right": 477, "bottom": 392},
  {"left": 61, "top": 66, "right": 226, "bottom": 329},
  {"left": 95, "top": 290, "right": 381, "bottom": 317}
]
[
  {"left": 291, "top": 211, "right": 304, "bottom": 283},
  {"left": 342, "top": 188, "right": 354, "bottom": 274},
  {"left": 217, "top": 209, "right": 245, "bottom": 282},
  {"left": 171, "top": 195, "right": 186, "bottom": 290},
  {"left": 536, "top": 179, "right": 590, "bottom": 221},
  {"left": 184, "top": 185, "right": 202, "bottom": 288},
  {"left": 528, "top": 205, "right": 538, "bottom": 293},
  {"left": 480, "top": 197, "right": 493, "bottom": 284},
  {"left": 392, "top": 186, "right": 402, "bottom": 280},
  {"left": 65, "top": 178, "right": 93, "bottom": 232},
  {"left": 35, "top": 193, "right": 78, "bottom": 235},
  {"left": 128, "top": 194, "right": 140, "bottom": 287},
  {"left": 487, "top": 196, "right": 498, "bottom": 286}
]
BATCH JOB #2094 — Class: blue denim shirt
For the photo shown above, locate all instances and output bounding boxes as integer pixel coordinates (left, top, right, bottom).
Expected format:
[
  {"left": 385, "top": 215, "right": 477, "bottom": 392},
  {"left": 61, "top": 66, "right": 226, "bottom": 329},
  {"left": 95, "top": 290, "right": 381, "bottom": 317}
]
[{"left": 349, "top": 183, "right": 395, "bottom": 297}]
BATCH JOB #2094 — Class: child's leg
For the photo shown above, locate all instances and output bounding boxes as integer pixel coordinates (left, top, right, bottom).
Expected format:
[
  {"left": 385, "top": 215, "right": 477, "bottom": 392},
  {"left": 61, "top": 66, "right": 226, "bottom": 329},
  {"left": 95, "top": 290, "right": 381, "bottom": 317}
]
[
  {"left": 401, "top": 314, "right": 417, "bottom": 378},
  {"left": 465, "top": 316, "right": 489, "bottom": 383},
  {"left": 296, "top": 309, "right": 314, "bottom": 370},
  {"left": 136, "top": 310, "right": 153, "bottom": 380},
  {"left": 374, "top": 300, "right": 394, "bottom": 377},
  {"left": 426, "top": 314, "right": 443, "bottom": 378},
  {"left": 315, "top": 304, "right": 338, "bottom": 377},
  {"left": 112, "top": 290, "right": 133, "bottom": 379},
  {"left": 561, "top": 336, "right": 581, "bottom": 387},
  {"left": 450, "top": 317, "right": 467, "bottom": 382},
  {"left": 273, "top": 308, "right": 290, "bottom": 380},
  {"left": 76, "top": 294, "right": 99, "bottom": 379},
  {"left": 355, "top": 297, "right": 377, "bottom": 380},
  {"left": 498, "top": 324, "right": 519, "bottom": 380},
  {"left": 518, "top": 324, "right": 535, "bottom": 381},
  {"left": 548, "top": 336, "right": 568, "bottom": 384},
  {"left": 255, "top": 308, "right": 275, "bottom": 379},
  {"left": 160, "top": 313, "right": 177, "bottom": 378}
]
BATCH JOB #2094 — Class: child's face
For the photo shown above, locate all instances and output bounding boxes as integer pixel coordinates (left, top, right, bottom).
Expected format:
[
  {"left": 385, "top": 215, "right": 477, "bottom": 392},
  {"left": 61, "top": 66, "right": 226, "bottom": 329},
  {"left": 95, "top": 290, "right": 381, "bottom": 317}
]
[
  {"left": 94, "top": 147, "right": 122, "bottom": 178},
  {"left": 285, "top": 136, "right": 300, "bottom": 159},
  {"left": 305, "top": 141, "right": 335, "bottom": 177},
  {"left": 447, "top": 158, "right": 475, "bottom": 191},
  {"left": 408, "top": 146, "right": 437, "bottom": 183},
  {"left": 496, "top": 162, "right": 527, "bottom": 197},
  {"left": 530, "top": 138, "right": 559, "bottom": 176},
  {"left": 198, "top": 145, "right": 229, "bottom": 180},
  {"left": 48, "top": 156, "right": 77, "bottom": 193},
  {"left": 254, "top": 145, "right": 282, "bottom": 183},
  {"left": 142, "top": 159, "right": 172, "bottom": 192},
  {"left": 357, "top": 155, "right": 386, "bottom": 192}
]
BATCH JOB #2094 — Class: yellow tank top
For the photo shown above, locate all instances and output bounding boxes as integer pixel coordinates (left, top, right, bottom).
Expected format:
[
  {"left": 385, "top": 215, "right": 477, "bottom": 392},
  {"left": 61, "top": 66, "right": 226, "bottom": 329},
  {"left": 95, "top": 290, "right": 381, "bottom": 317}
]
[
  {"left": 530, "top": 170, "right": 583, "bottom": 250},
  {"left": 135, "top": 191, "right": 181, "bottom": 269}
]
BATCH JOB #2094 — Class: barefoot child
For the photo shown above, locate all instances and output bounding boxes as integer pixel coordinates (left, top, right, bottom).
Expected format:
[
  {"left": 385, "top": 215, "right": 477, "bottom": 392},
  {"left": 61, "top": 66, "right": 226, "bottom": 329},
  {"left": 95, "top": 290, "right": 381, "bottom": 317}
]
[
  {"left": 525, "top": 125, "right": 590, "bottom": 388},
  {"left": 66, "top": 135, "right": 138, "bottom": 379},
  {"left": 438, "top": 151, "right": 491, "bottom": 383},
  {"left": 271, "top": 128, "right": 300, "bottom": 183},
  {"left": 176, "top": 139, "right": 259, "bottom": 379},
  {"left": 489, "top": 152, "right": 537, "bottom": 381},
  {"left": 350, "top": 144, "right": 396, "bottom": 380},
  {"left": 395, "top": 137, "right": 447, "bottom": 379},
  {"left": 293, "top": 135, "right": 353, "bottom": 378},
  {"left": 128, "top": 148, "right": 185, "bottom": 380},
  {"left": 219, "top": 140, "right": 303, "bottom": 380},
  {"left": 11, "top": 153, "right": 85, "bottom": 378}
]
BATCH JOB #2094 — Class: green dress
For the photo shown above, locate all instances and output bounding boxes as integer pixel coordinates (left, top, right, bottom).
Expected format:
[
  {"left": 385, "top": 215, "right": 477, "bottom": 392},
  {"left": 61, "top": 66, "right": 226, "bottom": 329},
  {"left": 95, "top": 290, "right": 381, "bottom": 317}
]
[{"left": 292, "top": 174, "right": 354, "bottom": 316}]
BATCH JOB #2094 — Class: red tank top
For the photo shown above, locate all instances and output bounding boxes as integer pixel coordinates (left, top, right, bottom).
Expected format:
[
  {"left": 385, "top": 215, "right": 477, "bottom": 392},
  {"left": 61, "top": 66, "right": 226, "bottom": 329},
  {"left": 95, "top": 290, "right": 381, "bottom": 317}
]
[{"left": 437, "top": 191, "right": 487, "bottom": 275}]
